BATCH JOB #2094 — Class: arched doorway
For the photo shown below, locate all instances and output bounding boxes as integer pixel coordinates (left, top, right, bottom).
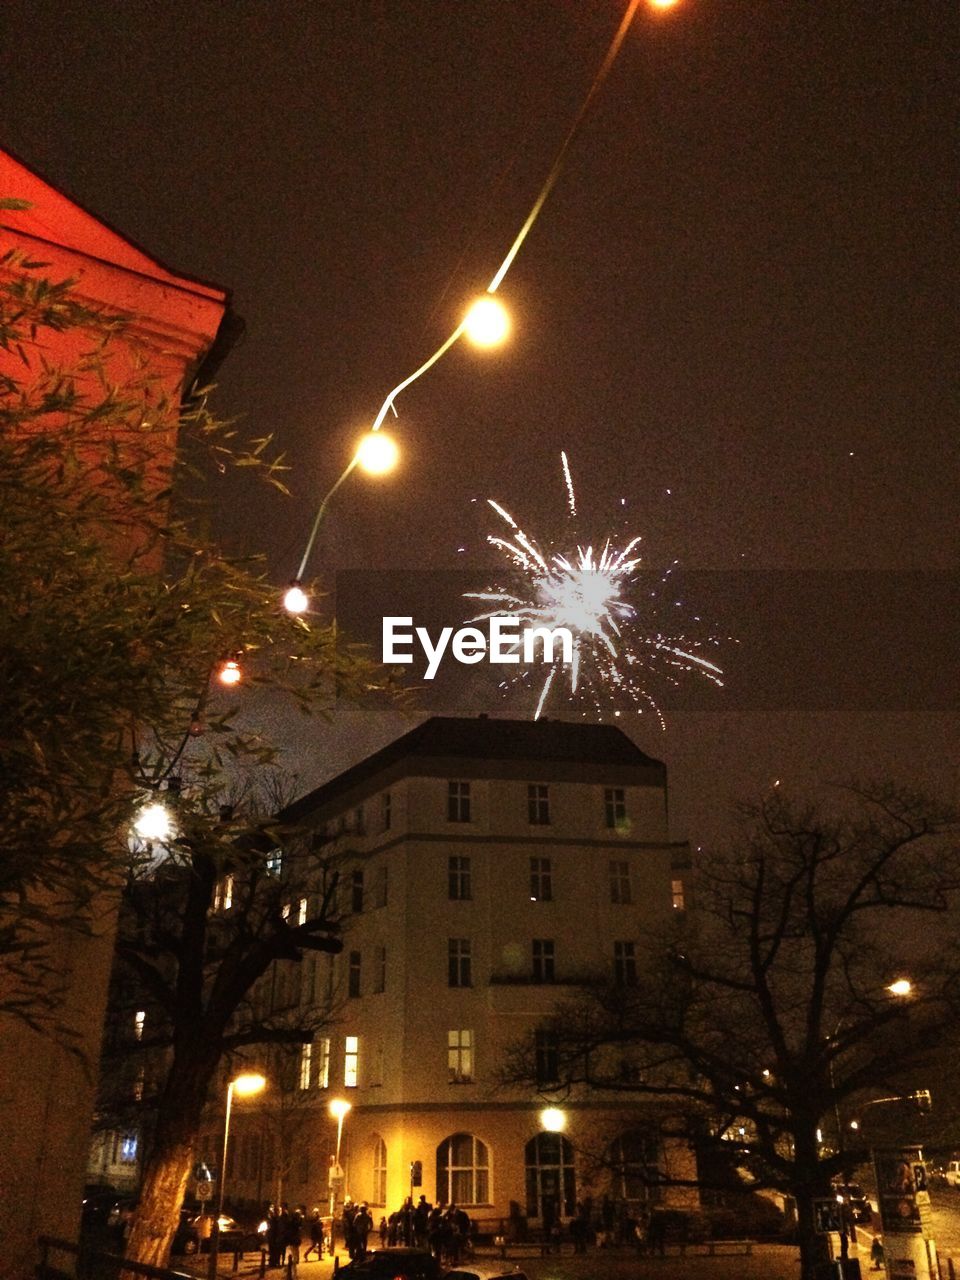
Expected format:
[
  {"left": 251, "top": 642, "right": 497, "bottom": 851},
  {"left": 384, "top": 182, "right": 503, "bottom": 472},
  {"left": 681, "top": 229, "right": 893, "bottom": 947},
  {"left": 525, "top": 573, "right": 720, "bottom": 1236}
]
[{"left": 524, "top": 1132, "right": 575, "bottom": 1223}]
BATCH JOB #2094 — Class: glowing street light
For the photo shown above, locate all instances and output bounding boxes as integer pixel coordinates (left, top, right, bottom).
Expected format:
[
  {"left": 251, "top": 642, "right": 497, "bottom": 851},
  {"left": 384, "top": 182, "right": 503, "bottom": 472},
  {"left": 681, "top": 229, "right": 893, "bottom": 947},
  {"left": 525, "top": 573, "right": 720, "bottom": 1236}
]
[
  {"left": 328, "top": 1098, "right": 352, "bottom": 1228},
  {"left": 217, "top": 656, "right": 242, "bottom": 686},
  {"left": 540, "top": 1107, "right": 566, "bottom": 1133},
  {"left": 888, "top": 978, "right": 913, "bottom": 997},
  {"left": 355, "top": 429, "right": 400, "bottom": 476},
  {"left": 463, "top": 296, "right": 511, "bottom": 348},
  {"left": 208, "top": 1072, "right": 266, "bottom": 1279}
]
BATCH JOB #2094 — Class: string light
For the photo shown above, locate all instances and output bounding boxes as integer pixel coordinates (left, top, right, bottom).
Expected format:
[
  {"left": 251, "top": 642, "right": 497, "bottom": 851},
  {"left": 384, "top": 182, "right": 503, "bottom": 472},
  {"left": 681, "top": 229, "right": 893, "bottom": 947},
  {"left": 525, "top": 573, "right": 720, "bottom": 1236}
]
[{"left": 289, "top": 0, "right": 673, "bottom": 592}]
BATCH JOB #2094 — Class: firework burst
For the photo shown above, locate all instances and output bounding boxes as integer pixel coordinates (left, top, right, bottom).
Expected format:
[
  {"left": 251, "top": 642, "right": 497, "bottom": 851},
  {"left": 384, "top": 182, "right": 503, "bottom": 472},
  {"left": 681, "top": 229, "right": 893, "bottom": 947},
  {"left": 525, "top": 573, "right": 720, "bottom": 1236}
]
[{"left": 465, "top": 453, "right": 725, "bottom": 725}]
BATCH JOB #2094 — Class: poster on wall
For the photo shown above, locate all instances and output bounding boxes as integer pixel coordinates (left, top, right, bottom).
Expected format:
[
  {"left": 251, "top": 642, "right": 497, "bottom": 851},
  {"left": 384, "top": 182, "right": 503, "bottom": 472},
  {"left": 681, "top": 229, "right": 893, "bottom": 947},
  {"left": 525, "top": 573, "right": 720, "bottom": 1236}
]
[{"left": 875, "top": 1147, "right": 930, "bottom": 1236}]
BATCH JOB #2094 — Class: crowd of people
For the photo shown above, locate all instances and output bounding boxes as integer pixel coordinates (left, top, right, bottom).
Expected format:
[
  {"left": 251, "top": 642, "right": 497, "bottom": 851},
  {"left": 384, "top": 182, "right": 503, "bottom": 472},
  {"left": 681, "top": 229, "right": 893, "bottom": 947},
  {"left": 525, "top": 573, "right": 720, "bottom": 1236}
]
[{"left": 256, "top": 1194, "right": 474, "bottom": 1272}]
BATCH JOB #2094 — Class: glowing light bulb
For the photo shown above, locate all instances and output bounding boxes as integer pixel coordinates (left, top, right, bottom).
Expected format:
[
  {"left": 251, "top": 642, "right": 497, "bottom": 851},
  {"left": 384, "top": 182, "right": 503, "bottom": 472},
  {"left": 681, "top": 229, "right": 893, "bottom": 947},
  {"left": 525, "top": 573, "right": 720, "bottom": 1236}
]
[
  {"left": 134, "top": 802, "right": 173, "bottom": 842},
  {"left": 284, "top": 583, "right": 309, "bottom": 614},
  {"left": 540, "top": 1108, "right": 566, "bottom": 1132},
  {"left": 355, "top": 430, "right": 399, "bottom": 476},
  {"left": 649, "top": 0, "right": 680, "bottom": 9},
  {"left": 463, "top": 296, "right": 511, "bottom": 348},
  {"left": 888, "top": 978, "right": 913, "bottom": 997},
  {"left": 218, "top": 658, "right": 241, "bottom": 686}
]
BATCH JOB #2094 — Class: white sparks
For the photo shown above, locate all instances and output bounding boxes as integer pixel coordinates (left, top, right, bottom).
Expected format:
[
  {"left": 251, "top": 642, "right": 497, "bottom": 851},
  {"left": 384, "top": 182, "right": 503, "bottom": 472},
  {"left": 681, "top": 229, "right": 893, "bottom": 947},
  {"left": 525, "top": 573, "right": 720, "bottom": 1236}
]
[{"left": 465, "top": 455, "right": 726, "bottom": 724}]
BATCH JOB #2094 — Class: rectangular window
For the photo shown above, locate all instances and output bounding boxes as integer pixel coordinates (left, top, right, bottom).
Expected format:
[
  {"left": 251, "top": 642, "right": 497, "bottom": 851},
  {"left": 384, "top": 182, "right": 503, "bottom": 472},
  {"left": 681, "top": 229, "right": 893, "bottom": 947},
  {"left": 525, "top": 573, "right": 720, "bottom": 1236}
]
[
  {"left": 672, "top": 878, "right": 686, "bottom": 911},
  {"left": 344, "top": 1035, "right": 359, "bottom": 1087},
  {"left": 348, "top": 950, "right": 362, "bottom": 998},
  {"left": 448, "top": 938, "right": 472, "bottom": 988},
  {"left": 266, "top": 848, "right": 282, "bottom": 876},
  {"left": 375, "top": 863, "right": 389, "bottom": 908},
  {"left": 382, "top": 791, "right": 392, "bottom": 831},
  {"left": 351, "top": 869, "right": 364, "bottom": 913},
  {"left": 448, "top": 854, "right": 472, "bottom": 901},
  {"left": 298, "top": 896, "right": 308, "bottom": 926},
  {"left": 448, "top": 780, "right": 471, "bottom": 823},
  {"left": 535, "top": 1030, "right": 559, "bottom": 1087},
  {"left": 530, "top": 856, "right": 553, "bottom": 902},
  {"left": 604, "top": 787, "right": 627, "bottom": 829},
  {"left": 528, "top": 783, "right": 550, "bottom": 825},
  {"left": 353, "top": 805, "right": 365, "bottom": 834},
  {"left": 299, "top": 1042, "right": 312, "bottom": 1090},
  {"left": 614, "top": 940, "right": 637, "bottom": 987},
  {"left": 373, "top": 945, "right": 386, "bottom": 994},
  {"left": 119, "top": 1134, "right": 138, "bottom": 1164},
  {"left": 448, "top": 1029, "right": 474, "bottom": 1083},
  {"left": 532, "top": 939, "right": 556, "bottom": 982},
  {"left": 610, "top": 860, "right": 632, "bottom": 904},
  {"left": 317, "top": 1037, "right": 330, "bottom": 1089},
  {"left": 133, "top": 1010, "right": 145, "bottom": 1041}
]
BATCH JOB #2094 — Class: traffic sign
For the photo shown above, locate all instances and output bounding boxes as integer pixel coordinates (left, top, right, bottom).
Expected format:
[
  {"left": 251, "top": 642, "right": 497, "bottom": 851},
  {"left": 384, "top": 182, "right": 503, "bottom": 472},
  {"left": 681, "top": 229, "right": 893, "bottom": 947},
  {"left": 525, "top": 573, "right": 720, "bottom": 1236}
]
[{"left": 196, "top": 1179, "right": 213, "bottom": 1201}]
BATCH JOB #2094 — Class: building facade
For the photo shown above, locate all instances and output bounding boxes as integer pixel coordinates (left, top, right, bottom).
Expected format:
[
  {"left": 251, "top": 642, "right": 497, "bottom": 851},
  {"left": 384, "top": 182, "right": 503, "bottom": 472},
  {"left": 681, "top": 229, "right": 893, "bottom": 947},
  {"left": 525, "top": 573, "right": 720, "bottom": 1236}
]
[{"left": 224, "top": 715, "right": 694, "bottom": 1229}]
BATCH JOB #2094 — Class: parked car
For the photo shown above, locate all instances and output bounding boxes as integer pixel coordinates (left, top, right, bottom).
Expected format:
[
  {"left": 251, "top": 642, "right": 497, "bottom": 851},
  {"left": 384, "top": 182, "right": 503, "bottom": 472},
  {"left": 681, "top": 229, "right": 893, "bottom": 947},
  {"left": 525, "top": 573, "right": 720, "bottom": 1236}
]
[
  {"left": 335, "top": 1248, "right": 442, "bottom": 1280},
  {"left": 81, "top": 1185, "right": 121, "bottom": 1227},
  {"left": 172, "top": 1212, "right": 248, "bottom": 1255},
  {"left": 944, "top": 1161, "right": 960, "bottom": 1188},
  {"left": 833, "top": 1184, "right": 872, "bottom": 1224},
  {"left": 445, "top": 1268, "right": 530, "bottom": 1280}
]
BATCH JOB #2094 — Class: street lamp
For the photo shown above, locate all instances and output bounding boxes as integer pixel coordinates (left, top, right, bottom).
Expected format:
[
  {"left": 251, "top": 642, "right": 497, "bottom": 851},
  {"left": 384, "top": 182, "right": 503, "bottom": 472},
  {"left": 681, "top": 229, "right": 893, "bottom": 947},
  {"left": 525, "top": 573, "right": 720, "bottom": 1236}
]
[
  {"left": 208, "top": 1071, "right": 266, "bottom": 1280},
  {"left": 540, "top": 1108, "right": 566, "bottom": 1133},
  {"left": 328, "top": 1098, "right": 352, "bottom": 1231}
]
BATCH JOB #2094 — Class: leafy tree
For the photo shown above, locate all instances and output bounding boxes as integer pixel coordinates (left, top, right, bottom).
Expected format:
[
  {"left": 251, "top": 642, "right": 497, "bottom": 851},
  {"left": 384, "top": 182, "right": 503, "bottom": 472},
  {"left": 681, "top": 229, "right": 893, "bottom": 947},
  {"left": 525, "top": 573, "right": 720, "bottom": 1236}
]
[
  {"left": 0, "top": 244, "right": 393, "bottom": 1264},
  {"left": 503, "top": 785, "right": 960, "bottom": 1280}
]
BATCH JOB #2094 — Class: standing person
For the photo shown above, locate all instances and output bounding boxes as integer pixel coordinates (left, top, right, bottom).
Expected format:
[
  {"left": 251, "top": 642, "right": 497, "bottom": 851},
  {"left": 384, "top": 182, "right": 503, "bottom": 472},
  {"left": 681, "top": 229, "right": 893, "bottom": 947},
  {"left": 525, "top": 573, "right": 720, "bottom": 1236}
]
[
  {"left": 285, "top": 1205, "right": 305, "bottom": 1277},
  {"left": 413, "top": 1195, "right": 430, "bottom": 1247},
  {"left": 379, "top": 1216, "right": 389, "bottom": 1248},
  {"left": 354, "top": 1203, "right": 373, "bottom": 1258},
  {"left": 304, "top": 1206, "right": 324, "bottom": 1261},
  {"left": 267, "top": 1204, "right": 284, "bottom": 1269},
  {"left": 342, "top": 1197, "right": 359, "bottom": 1260}
]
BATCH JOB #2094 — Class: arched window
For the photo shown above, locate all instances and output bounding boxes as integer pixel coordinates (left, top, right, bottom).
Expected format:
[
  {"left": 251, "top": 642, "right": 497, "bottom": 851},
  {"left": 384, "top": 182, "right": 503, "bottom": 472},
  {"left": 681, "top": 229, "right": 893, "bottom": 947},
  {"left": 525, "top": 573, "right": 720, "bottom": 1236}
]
[
  {"left": 372, "top": 1134, "right": 387, "bottom": 1205},
  {"left": 436, "top": 1133, "right": 489, "bottom": 1206},
  {"left": 608, "top": 1129, "right": 662, "bottom": 1205},
  {"left": 524, "top": 1132, "right": 576, "bottom": 1221}
]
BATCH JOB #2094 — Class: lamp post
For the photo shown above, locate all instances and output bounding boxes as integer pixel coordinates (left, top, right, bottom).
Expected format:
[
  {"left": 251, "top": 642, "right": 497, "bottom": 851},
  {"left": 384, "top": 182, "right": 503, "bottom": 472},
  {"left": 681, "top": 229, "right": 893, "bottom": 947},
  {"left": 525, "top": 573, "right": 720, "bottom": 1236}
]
[
  {"left": 208, "top": 1071, "right": 266, "bottom": 1280},
  {"left": 328, "top": 1099, "right": 352, "bottom": 1249}
]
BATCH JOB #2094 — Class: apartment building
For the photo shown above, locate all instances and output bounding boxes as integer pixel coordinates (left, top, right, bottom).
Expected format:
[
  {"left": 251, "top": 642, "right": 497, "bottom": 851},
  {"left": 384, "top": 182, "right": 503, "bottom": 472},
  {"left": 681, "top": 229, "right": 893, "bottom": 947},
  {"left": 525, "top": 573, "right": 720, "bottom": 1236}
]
[{"left": 226, "top": 714, "right": 693, "bottom": 1225}]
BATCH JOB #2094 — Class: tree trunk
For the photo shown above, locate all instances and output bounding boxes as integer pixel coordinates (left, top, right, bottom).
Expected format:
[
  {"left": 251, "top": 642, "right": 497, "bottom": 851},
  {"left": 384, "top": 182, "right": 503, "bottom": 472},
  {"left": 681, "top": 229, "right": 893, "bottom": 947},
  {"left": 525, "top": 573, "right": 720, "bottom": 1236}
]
[
  {"left": 124, "top": 1055, "right": 214, "bottom": 1268},
  {"left": 794, "top": 1121, "right": 835, "bottom": 1280},
  {"left": 125, "top": 1133, "right": 196, "bottom": 1268}
]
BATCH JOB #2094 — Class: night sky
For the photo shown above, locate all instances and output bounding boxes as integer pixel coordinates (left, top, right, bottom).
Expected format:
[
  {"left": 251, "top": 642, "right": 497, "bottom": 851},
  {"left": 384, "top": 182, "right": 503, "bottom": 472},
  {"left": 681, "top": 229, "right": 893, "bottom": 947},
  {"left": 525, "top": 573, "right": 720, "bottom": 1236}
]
[{"left": 3, "top": 1, "right": 956, "bottom": 846}]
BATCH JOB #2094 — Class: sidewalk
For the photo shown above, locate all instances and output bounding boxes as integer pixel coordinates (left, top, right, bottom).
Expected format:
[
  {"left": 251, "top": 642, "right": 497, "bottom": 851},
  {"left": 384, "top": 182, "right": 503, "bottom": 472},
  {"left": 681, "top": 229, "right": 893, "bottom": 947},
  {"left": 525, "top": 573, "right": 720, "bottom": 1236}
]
[{"left": 176, "top": 1243, "right": 811, "bottom": 1280}]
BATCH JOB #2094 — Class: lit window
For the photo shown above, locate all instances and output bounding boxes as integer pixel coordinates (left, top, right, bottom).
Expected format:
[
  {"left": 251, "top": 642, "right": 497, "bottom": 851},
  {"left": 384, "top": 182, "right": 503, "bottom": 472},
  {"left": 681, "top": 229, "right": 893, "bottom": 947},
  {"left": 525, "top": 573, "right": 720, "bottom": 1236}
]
[
  {"left": 530, "top": 856, "right": 553, "bottom": 902},
  {"left": 345, "top": 1035, "right": 359, "bottom": 1087},
  {"left": 448, "top": 1029, "right": 474, "bottom": 1083},
  {"left": 382, "top": 792, "right": 392, "bottom": 832},
  {"left": 373, "top": 945, "right": 386, "bottom": 994},
  {"left": 448, "top": 938, "right": 472, "bottom": 988},
  {"left": 528, "top": 784, "right": 550, "bottom": 825},
  {"left": 373, "top": 1136, "right": 387, "bottom": 1205},
  {"left": 348, "top": 950, "right": 362, "bottom": 999},
  {"left": 120, "top": 1134, "right": 138, "bottom": 1163},
  {"left": 132, "top": 1068, "right": 145, "bottom": 1102},
  {"left": 532, "top": 939, "right": 556, "bottom": 983},
  {"left": 604, "top": 787, "right": 627, "bottom": 829},
  {"left": 133, "top": 1010, "right": 145, "bottom": 1041},
  {"left": 298, "top": 896, "right": 308, "bottom": 926},
  {"left": 281, "top": 902, "right": 291, "bottom": 920},
  {"left": 316, "top": 1037, "right": 330, "bottom": 1089},
  {"left": 614, "top": 940, "right": 637, "bottom": 987},
  {"left": 448, "top": 781, "right": 471, "bottom": 823},
  {"left": 610, "top": 860, "right": 632, "bottom": 904},
  {"left": 671, "top": 879, "right": 685, "bottom": 911},
  {"left": 266, "top": 848, "right": 282, "bottom": 876},
  {"left": 352, "top": 870, "right": 364, "bottom": 913},
  {"left": 299, "top": 1042, "right": 312, "bottom": 1090},
  {"left": 448, "top": 854, "right": 472, "bottom": 901}
]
